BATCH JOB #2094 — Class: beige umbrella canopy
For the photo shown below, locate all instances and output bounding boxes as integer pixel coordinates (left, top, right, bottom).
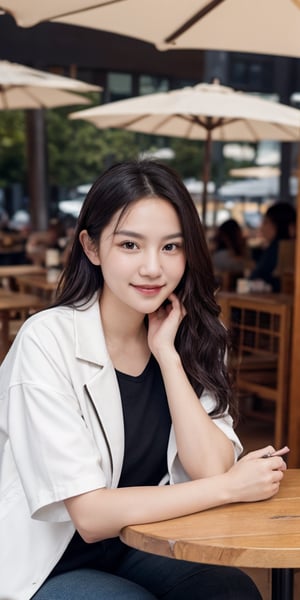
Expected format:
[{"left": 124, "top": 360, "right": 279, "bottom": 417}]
[
  {"left": 0, "top": 60, "right": 101, "bottom": 229},
  {"left": 70, "top": 81, "right": 300, "bottom": 224},
  {"left": 229, "top": 166, "right": 281, "bottom": 178},
  {"left": 0, "top": 60, "right": 100, "bottom": 109},
  {"left": 2, "top": 0, "right": 300, "bottom": 59}
]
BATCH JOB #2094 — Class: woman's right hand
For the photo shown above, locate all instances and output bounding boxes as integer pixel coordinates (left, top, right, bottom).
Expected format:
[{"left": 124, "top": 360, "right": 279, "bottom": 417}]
[{"left": 224, "top": 446, "right": 288, "bottom": 504}]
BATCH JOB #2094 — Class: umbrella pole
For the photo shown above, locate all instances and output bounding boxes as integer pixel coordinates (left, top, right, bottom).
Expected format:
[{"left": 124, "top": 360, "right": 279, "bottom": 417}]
[
  {"left": 201, "top": 128, "right": 212, "bottom": 227},
  {"left": 26, "top": 109, "right": 49, "bottom": 230},
  {"left": 287, "top": 152, "right": 300, "bottom": 466}
]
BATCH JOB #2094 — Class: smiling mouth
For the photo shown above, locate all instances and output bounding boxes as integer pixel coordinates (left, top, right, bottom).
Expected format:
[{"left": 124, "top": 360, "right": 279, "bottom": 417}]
[{"left": 131, "top": 284, "right": 164, "bottom": 295}]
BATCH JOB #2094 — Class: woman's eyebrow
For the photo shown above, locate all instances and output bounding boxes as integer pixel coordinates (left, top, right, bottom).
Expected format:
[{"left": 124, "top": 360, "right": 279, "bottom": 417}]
[{"left": 114, "top": 229, "right": 183, "bottom": 240}]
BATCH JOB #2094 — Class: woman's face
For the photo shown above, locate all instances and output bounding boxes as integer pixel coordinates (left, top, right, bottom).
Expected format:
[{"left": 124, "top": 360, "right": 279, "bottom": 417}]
[
  {"left": 82, "top": 197, "right": 186, "bottom": 316},
  {"left": 81, "top": 197, "right": 186, "bottom": 315}
]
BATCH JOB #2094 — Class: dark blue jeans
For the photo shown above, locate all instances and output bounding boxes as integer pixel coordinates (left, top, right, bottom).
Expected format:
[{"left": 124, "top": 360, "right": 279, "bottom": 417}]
[{"left": 33, "top": 539, "right": 262, "bottom": 599}]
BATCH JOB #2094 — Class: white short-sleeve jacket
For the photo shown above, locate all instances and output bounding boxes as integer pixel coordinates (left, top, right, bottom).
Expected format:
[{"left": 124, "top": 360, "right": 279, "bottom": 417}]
[{"left": 0, "top": 294, "right": 242, "bottom": 600}]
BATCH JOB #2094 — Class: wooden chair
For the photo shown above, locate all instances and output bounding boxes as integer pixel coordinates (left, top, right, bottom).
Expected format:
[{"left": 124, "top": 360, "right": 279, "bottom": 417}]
[
  {"left": 217, "top": 292, "right": 293, "bottom": 448},
  {"left": 214, "top": 270, "right": 244, "bottom": 292},
  {"left": 275, "top": 239, "right": 296, "bottom": 294}
]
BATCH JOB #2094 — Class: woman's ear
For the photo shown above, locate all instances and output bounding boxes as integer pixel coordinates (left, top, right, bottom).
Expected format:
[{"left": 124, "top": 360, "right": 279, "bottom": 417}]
[{"left": 79, "top": 230, "right": 100, "bottom": 265}]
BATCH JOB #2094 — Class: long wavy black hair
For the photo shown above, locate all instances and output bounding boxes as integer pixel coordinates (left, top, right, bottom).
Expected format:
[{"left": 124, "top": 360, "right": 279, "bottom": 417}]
[{"left": 53, "top": 160, "right": 237, "bottom": 421}]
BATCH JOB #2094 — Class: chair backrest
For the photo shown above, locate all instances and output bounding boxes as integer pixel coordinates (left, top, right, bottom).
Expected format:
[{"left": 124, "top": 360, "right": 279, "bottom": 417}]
[
  {"left": 276, "top": 239, "right": 296, "bottom": 294},
  {"left": 217, "top": 291, "right": 293, "bottom": 448},
  {"left": 276, "top": 239, "right": 296, "bottom": 274}
]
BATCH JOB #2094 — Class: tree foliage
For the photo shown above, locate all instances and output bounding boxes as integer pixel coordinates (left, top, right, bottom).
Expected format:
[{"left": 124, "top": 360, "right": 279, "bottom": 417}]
[
  {"left": 168, "top": 137, "right": 205, "bottom": 179},
  {"left": 0, "top": 104, "right": 256, "bottom": 197},
  {"left": 46, "top": 106, "right": 144, "bottom": 188},
  {"left": 0, "top": 110, "right": 26, "bottom": 187}
]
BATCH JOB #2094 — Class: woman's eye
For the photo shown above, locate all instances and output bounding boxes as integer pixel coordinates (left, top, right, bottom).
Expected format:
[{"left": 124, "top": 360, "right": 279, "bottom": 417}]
[
  {"left": 163, "top": 243, "right": 178, "bottom": 252},
  {"left": 121, "top": 241, "right": 138, "bottom": 250}
]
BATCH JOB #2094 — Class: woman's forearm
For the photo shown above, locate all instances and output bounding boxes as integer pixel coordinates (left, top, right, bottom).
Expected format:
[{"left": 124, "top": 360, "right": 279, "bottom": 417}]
[
  {"left": 65, "top": 477, "right": 228, "bottom": 542},
  {"left": 158, "top": 351, "right": 235, "bottom": 479},
  {"left": 65, "top": 452, "right": 285, "bottom": 544}
]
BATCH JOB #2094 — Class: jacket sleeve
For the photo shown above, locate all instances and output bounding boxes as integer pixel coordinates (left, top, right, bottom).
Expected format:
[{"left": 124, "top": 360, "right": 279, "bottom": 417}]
[{"left": 4, "top": 316, "right": 107, "bottom": 523}]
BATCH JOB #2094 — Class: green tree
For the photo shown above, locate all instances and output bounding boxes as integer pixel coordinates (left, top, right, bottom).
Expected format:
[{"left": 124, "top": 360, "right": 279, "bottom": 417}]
[
  {"left": 0, "top": 104, "right": 257, "bottom": 195},
  {"left": 0, "top": 110, "right": 26, "bottom": 187},
  {"left": 46, "top": 106, "right": 144, "bottom": 188},
  {"left": 169, "top": 138, "right": 205, "bottom": 180}
]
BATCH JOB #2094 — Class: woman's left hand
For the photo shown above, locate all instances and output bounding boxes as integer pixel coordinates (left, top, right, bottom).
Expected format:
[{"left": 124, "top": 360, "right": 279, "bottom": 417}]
[{"left": 147, "top": 293, "right": 186, "bottom": 361}]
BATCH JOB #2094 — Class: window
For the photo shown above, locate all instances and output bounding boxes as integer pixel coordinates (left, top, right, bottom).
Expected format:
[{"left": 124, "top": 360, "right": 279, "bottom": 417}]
[
  {"left": 138, "top": 76, "right": 169, "bottom": 96},
  {"left": 107, "top": 73, "right": 132, "bottom": 102},
  {"left": 229, "top": 57, "right": 273, "bottom": 92}
]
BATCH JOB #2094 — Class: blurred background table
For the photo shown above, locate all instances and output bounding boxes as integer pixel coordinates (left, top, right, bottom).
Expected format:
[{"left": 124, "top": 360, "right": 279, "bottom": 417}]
[
  {"left": 0, "top": 264, "right": 45, "bottom": 290},
  {"left": 14, "top": 272, "right": 59, "bottom": 302}
]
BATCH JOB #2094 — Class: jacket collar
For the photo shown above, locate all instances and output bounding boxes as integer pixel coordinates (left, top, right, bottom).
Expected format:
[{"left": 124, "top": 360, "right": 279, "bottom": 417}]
[
  {"left": 73, "top": 294, "right": 124, "bottom": 487},
  {"left": 73, "top": 293, "right": 109, "bottom": 366}
]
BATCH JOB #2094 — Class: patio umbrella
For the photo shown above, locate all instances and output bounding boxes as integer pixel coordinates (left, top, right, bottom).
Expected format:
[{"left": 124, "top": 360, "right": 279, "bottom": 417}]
[
  {"left": 0, "top": 60, "right": 101, "bottom": 229},
  {"left": 69, "top": 80, "right": 300, "bottom": 224},
  {"left": 0, "top": 60, "right": 100, "bottom": 109},
  {"left": 2, "top": 0, "right": 300, "bottom": 59}
]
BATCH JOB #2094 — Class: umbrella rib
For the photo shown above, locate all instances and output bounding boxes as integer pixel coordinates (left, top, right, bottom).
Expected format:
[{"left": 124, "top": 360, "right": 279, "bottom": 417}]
[
  {"left": 118, "top": 113, "right": 209, "bottom": 135},
  {"left": 188, "top": 115, "right": 236, "bottom": 131},
  {"left": 104, "top": 113, "right": 175, "bottom": 131},
  {"left": 107, "top": 114, "right": 153, "bottom": 128},
  {"left": 165, "top": 0, "right": 226, "bottom": 44},
  {"left": 0, "top": 84, "right": 49, "bottom": 109},
  {"left": 242, "top": 118, "right": 300, "bottom": 140},
  {"left": 21, "top": 87, "right": 48, "bottom": 109},
  {"left": 274, "top": 122, "right": 300, "bottom": 138},
  {"left": 151, "top": 113, "right": 230, "bottom": 136},
  {"left": 242, "top": 119, "right": 260, "bottom": 140},
  {"left": 35, "top": 0, "right": 126, "bottom": 23},
  {"left": 150, "top": 114, "right": 178, "bottom": 133}
]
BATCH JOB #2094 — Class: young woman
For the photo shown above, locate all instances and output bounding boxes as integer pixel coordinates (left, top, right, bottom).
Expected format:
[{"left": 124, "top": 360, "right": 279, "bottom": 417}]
[{"left": 0, "top": 160, "right": 287, "bottom": 600}]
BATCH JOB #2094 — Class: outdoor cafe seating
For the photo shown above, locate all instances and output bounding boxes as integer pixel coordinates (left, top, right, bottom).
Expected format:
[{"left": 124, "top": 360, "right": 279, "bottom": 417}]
[
  {"left": 217, "top": 289, "right": 293, "bottom": 449},
  {"left": 0, "top": 229, "right": 27, "bottom": 265},
  {"left": 0, "top": 265, "right": 50, "bottom": 362},
  {"left": 275, "top": 239, "right": 296, "bottom": 295}
]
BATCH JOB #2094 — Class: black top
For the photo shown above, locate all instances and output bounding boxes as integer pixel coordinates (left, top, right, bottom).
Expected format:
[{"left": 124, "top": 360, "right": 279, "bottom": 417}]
[
  {"left": 50, "top": 354, "right": 171, "bottom": 576},
  {"left": 117, "top": 354, "right": 171, "bottom": 487}
]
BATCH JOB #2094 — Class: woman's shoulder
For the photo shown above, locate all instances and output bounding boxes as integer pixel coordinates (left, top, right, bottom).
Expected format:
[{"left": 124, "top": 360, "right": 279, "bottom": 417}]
[
  {"left": 6, "top": 306, "right": 75, "bottom": 357},
  {"left": 23, "top": 304, "right": 73, "bottom": 328},
  {"left": 0, "top": 306, "right": 75, "bottom": 383},
  {"left": 20, "top": 294, "right": 99, "bottom": 334},
  {"left": 16, "top": 295, "right": 101, "bottom": 350}
]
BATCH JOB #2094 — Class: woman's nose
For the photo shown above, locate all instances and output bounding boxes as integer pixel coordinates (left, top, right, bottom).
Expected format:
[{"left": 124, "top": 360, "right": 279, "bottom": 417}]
[{"left": 138, "top": 251, "right": 162, "bottom": 277}]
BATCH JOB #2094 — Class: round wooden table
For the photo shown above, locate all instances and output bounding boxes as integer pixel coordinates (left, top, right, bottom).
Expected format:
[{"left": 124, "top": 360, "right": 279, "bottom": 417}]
[
  {"left": 15, "top": 272, "right": 58, "bottom": 300},
  {"left": 121, "top": 470, "right": 300, "bottom": 600}
]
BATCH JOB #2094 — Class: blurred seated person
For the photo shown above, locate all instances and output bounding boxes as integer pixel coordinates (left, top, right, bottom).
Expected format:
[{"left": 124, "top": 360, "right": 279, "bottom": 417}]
[
  {"left": 0, "top": 209, "right": 29, "bottom": 266},
  {"left": 211, "top": 219, "right": 252, "bottom": 291},
  {"left": 26, "top": 221, "right": 61, "bottom": 266},
  {"left": 26, "top": 215, "right": 76, "bottom": 267},
  {"left": 59, "top": 214, "right": 77, "bottom": 267},
  {"left": 211, "top": 218, "right": 250, "bottom": 273},
  {"left": 249, "top": 202, "right": 296, "bottom": 292}
]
